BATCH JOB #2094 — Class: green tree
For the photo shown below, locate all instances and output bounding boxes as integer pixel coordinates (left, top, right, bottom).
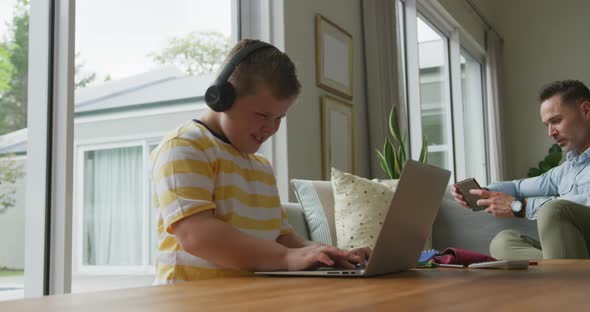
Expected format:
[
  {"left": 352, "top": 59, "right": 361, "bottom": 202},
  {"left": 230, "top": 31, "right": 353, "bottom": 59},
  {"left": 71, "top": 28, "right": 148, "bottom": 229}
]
[
  {"left": 0, "top": 0, "right": 97, "bottom": 135},
  {"left": 149, "top": 31, "right": 231, "bottom": 75},
  {"left": 0, "top": 156, "right": 23, "bottom": 214},
  {"left": 0, "top": 44, "right": 13, "bottom": 93},
  {"left": 75, "top": 52, "right": 96, "bottom": 89},
  {"left": 0, "top": 0, "right": 29, "bottom": 136}
]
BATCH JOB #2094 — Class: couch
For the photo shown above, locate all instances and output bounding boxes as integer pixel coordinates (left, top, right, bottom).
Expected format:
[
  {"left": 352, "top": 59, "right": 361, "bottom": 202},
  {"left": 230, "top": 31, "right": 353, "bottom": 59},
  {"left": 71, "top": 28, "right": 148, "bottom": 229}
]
[{"left": 284, "top": 187, "right": 539, "bottom": 255}]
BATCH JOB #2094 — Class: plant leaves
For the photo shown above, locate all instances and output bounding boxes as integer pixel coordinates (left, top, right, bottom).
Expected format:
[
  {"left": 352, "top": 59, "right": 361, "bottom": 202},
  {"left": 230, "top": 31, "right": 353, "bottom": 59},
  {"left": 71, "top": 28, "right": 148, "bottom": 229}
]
[
  {"left": 384, "top": 139, "right": 396, "bottom": 178},
  {"left": 389, "top": 106, "right": 402, "bottom": 144},
  {"left": 419, "top": 136, "right": 429, "bottom": 163},
  {"left": 376, "top": 150, "right": 392, "bottom": 179}
]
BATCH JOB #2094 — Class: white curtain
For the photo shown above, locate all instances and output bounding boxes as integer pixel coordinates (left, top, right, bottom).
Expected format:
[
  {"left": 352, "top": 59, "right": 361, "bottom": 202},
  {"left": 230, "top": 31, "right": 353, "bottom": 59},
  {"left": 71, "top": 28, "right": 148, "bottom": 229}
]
[
  {"left": 362, "top": 0, "right": 404, "bottom": 178},
  {"left": 485, "top": 30, "right": 506, "bottom": 182},
  {"left": 83, "top": 146, "right": 143, "bottom": 265}
]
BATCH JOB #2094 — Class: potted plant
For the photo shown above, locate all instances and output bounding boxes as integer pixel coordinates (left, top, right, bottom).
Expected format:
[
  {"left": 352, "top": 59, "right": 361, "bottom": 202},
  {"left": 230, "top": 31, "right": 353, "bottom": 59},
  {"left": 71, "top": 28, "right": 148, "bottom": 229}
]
[
  {"left": 527, "top": 144, "right": 562, "bottom": 177},
  {"left": 376, "top": 106, "right": 428, "bottom": 179}
]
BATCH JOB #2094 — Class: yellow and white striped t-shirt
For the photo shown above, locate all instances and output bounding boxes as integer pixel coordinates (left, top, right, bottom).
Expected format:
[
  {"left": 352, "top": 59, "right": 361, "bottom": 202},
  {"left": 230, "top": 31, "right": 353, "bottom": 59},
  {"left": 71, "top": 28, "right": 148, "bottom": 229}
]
[{"left": 150, "top": 120, "right": 292, "bottom": 284}]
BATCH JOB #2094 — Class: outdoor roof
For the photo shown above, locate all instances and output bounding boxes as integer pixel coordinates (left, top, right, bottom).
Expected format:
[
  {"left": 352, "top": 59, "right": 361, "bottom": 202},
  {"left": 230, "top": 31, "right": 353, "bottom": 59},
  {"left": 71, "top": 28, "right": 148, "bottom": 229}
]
[
  {"left": 0, "top": 66, "right": 214, "bottom": 155},
  {"left": 75, "top": 66, "right": 213, "bottom": 114}
]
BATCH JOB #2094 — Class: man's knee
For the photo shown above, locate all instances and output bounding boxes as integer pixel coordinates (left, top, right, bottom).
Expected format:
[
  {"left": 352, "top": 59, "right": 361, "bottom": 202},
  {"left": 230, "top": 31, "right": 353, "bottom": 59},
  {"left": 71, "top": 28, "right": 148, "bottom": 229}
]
[
  {"left": 490, "top": 229, "right": 521, "bottom": 259},
  {"left": 538, "top": 199, "right": 571, "bottom": 221},
  {"left": 538, "top": 199, "right": 574, "bottom": 232}
]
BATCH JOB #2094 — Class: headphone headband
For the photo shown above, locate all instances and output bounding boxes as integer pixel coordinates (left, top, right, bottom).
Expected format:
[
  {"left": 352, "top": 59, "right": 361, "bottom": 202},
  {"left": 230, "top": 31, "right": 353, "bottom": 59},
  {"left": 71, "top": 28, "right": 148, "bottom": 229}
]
[
  {"left": 215, "top": 41, "right": 272, "bottom": 84},
  {"left": 205, "top": 41, "right": 273, "bottom": 112}
]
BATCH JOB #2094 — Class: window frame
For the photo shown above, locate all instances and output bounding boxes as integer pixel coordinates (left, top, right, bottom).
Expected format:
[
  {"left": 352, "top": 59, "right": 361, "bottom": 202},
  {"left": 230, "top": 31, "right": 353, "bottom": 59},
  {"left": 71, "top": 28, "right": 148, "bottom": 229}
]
[
  {"left": 74, "top": 138, "right": 161, "bottom": 275},
  {"left": 23, "top": 0, "right": 243, "bottom": 296},
  {"left": 400, "top": 0, "right": 492, "bottom": 183}
]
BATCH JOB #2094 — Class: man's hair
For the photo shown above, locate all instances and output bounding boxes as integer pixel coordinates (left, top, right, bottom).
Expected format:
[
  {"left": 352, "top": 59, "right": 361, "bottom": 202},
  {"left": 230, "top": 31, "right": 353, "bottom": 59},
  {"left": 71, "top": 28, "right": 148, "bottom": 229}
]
[
  {"left": 538, "top": 80, "right": 590, "bottom": 105},
  {"left": 223, "top": 39, "right": 301, "bottom": 100}
]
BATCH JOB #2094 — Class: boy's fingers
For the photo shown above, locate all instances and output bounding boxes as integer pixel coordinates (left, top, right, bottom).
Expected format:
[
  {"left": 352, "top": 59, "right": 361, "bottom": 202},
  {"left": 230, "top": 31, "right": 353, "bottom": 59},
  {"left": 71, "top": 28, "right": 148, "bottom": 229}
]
[{"left": 316, "top": 253, "right": 334, "bottom": 266}]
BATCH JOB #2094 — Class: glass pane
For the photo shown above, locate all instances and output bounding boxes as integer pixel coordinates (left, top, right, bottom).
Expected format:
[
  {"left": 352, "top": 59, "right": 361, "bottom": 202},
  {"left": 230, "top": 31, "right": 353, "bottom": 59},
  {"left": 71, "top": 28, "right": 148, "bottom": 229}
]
[
  {"left": 82, "top": 146, "right": 143, "bottom": 266},
  {"left": 460, "top": 51, "right": 488, "bottom": 184},
  {"left": 416, "top": 16, "right": 453, "bottom": 170},
  {"left": 72, "top": 0, "right": 236, "bottom": 293},
  {"left": 0, "top": 0, "right": 29, "bottom": 301}
]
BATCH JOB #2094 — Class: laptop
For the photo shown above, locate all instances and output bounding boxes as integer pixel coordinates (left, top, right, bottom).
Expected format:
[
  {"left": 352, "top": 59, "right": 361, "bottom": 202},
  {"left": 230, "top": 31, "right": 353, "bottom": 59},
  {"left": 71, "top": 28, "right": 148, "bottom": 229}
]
[{"left": 255, "top": 160, "right": 451, "bottom": 277}]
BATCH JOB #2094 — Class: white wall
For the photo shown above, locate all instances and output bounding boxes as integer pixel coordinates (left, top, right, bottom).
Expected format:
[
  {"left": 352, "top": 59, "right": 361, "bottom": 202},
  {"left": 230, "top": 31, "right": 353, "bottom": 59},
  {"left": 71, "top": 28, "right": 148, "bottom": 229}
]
[
  {"left": 474, "top": 0, "right": 590, "bottom": 178},
  {"left": 282, "top": 0, "right": 370, "bottom": 194}
]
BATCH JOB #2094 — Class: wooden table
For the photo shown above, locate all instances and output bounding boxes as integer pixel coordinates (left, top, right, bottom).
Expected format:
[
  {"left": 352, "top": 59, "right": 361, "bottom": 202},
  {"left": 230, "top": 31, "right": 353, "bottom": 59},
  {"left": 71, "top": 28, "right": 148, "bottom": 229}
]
[{"left": 2, "top": 260, "right": 589, "bottom": 311}]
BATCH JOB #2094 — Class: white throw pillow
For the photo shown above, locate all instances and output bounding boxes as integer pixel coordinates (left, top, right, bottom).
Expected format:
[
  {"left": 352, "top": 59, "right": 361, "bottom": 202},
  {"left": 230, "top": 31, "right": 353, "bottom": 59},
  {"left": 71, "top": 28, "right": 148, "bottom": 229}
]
[{"left": 331, "top": 168, "right": 398, "bottom": 250}]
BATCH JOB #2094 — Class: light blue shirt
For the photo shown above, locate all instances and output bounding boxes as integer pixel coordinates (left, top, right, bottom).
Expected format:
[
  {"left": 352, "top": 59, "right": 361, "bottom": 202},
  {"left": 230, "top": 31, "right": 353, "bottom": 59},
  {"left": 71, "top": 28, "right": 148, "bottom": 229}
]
[{"left": 487, "top": 148, "right": 590, "bottom": 220}]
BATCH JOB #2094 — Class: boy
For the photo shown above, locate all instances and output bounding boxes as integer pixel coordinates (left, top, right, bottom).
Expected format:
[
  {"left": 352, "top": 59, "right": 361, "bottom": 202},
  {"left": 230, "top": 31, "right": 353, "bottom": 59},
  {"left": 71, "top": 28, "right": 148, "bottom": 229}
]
[{"left": 150, "top": 39, "right": 370, "bottom": 284}]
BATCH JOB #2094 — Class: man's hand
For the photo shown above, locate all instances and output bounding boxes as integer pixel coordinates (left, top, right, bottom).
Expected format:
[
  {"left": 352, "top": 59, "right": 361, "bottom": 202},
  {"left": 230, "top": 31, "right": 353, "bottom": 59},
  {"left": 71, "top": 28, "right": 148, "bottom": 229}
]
[
  {"left": 450, "top": 185, "right": 469, "bottom": 208},
  {"left": 284, "top": 245, "right": 362, "bottom": 271},
  {"left": 469, "top": 188, "right": 515, "bottom": 218}
]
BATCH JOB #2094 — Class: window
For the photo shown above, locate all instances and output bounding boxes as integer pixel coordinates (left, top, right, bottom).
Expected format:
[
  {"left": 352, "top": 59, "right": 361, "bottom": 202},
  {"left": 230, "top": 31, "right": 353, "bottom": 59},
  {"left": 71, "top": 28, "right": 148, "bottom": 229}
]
[
  {"left": 399, "top": 0, "right": 492, "bottom": 183},
  {"left": 416, "top": 16, "right": 454, "bottom": 172},
  {"left": 460, "top": 50, "right": 488, "bottom": 184},
  {"left": 0, "top": 0, "right": 31, "bottom": 301},
  {"left": 72, "top": 0, "right": 238, "bottom": 293}
]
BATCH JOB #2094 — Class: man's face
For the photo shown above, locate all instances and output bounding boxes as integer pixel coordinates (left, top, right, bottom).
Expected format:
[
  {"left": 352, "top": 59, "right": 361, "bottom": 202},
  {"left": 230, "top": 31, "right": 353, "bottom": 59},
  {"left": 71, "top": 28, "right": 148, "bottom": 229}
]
[
  {"left": 540, "top": 94, "right": 590, "bottom": 153},
  {"left": 220, "top": 85, "right": 294, "bottom": 154}
]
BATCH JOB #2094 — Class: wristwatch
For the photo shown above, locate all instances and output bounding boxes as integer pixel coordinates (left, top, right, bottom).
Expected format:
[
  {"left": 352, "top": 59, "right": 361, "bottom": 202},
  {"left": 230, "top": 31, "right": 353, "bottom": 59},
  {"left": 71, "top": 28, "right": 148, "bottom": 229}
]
[{"left": 511, "top": 199, "right": 525, "bottom": 218}]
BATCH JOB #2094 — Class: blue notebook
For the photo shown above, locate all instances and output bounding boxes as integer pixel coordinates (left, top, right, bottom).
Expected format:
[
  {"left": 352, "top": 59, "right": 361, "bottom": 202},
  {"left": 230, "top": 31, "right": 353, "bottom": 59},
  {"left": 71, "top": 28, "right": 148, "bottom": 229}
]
[{"left": 418, "top": 249, "right": 439, "bottom": 264}]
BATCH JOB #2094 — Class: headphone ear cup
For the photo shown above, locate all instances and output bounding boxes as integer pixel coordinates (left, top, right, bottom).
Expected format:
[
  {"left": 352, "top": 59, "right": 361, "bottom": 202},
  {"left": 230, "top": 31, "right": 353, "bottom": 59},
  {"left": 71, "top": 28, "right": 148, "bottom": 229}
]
[
  {"left": 205, "top": 82, "right": 235, "bottom": 112},
  {"left": 218, "top": 82, "right": 236, "bottom": 111}
]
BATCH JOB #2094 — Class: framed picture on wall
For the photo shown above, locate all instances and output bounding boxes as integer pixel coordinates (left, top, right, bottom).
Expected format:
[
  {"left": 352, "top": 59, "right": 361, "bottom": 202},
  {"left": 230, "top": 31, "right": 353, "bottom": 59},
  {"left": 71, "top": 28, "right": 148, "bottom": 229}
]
[
  {"left": 316, "top": 14, "right": 353, "bottom": 100},
  {"left": 322, "top": 95, "right": 355, "bottom": 179}
]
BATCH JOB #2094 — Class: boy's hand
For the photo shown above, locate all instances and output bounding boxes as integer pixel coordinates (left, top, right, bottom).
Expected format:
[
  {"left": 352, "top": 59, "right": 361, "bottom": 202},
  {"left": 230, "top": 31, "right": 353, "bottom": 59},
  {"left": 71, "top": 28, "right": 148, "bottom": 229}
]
[
  {"left": 285, "top": 245, "right": 362, "bottom": 271},
  {"left": 349, "top": 247, "right": 372, "bottom": 267}
]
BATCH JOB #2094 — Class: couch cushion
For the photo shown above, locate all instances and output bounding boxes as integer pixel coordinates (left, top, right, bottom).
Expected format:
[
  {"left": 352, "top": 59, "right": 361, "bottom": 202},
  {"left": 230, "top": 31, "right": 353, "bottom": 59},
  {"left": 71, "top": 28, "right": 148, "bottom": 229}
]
[
  {"left": 290, "top": 179, "right": 337, "bottom": 245},
  {"left": 282, "top": 202, "right": 311, "bottom": 241},
  {"left": 432, "top": 187, "right": 539, "bottom": 255},
  {"left": 331, "top": 168, "right": 398, "bottom": 250}
]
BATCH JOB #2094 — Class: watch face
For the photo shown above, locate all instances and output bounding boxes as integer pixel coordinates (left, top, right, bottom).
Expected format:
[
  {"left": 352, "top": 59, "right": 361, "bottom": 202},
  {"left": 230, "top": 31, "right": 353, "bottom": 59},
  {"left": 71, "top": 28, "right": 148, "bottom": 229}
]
[{"left": 511, "top": 200, "right": 522, "bottom": 212}]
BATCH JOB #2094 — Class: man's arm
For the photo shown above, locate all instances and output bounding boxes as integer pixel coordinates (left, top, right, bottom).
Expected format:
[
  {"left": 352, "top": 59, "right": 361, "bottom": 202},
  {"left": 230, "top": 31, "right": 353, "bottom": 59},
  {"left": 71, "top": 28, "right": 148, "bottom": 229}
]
[{"left": 172, "top": 210, "right": 362, "bottom": 271}]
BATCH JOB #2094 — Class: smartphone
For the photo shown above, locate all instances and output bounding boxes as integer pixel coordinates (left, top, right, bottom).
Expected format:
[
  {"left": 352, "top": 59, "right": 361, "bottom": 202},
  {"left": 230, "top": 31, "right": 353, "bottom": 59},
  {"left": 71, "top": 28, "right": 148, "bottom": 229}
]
[{"left": 454, "top": 178, "right": 485, "bottom": 211}]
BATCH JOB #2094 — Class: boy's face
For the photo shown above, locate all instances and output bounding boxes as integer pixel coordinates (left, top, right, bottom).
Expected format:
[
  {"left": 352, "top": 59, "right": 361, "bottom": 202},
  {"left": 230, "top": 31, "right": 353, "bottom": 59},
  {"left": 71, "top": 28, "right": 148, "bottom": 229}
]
[{"left": 220, "top": 85, "right": 294, "bottom": 154}]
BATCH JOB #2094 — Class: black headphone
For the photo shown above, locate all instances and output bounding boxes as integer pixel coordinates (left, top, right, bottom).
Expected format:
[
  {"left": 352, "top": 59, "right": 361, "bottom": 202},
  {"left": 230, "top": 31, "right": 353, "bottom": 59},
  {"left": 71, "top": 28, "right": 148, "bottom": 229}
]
[{"left": 205, "top": 41, "right": 272, "bottom": 112}]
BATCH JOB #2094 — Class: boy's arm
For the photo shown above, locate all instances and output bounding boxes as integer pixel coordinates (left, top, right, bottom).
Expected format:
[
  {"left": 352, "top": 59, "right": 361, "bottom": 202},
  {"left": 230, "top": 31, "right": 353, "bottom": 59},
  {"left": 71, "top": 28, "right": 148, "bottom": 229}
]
[
  {"left": 172, "top": 210, "right": 361, "bottom": 271},
  {"left": 276, "top": 232, "right": 320, "bottom": 248}
]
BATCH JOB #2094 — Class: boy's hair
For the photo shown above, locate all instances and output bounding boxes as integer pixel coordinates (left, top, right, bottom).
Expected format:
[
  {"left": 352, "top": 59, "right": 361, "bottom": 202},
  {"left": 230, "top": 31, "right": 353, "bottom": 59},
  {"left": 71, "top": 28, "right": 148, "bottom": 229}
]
[
  {"left": 224, "top": 39, "right": 301, "bottom": 100},
  {"left": 538, "top": 80, "right": 590, "bottom": 106}
]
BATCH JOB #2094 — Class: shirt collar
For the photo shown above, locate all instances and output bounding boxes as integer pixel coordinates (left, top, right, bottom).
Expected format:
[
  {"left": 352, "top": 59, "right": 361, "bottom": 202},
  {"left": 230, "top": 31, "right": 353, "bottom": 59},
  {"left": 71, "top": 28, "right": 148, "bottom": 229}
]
[{"left": 566, "top": 146, "right": 590, "bottom": 163}]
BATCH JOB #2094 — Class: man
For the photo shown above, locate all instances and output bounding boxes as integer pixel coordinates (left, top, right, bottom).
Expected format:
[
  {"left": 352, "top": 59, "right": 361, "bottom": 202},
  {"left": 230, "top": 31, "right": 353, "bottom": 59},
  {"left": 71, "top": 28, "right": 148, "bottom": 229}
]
[{"left": 451, "top": 80, "right": 590, "bottom": 260}]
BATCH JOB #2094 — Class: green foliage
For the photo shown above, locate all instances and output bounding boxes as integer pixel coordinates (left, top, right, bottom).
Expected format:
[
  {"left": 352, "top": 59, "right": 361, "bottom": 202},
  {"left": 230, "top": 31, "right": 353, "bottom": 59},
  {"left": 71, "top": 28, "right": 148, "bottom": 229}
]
[
  {"left": 0, "top": 156, "right": 24, "bottom": 214},
  {"left": 376, "top": 106, "right": 429, "bottom": 179},
  {"left": 149, "top": 31, "right": 231, "bottom": 75},
  {"left": 0, "top": 44, "right": 13, "bottom": 93},
  {"left": 527, "top": 144, "right": 563, "bottom": 177},
  {"left": 74, "top": 52, "right": 97, "bottom": 89},
  {"left": 0, "top": 0, "right": 30, "bottom": 136},
  {"left": 0, "top": 0, "right": 97, "bottom": 135}
]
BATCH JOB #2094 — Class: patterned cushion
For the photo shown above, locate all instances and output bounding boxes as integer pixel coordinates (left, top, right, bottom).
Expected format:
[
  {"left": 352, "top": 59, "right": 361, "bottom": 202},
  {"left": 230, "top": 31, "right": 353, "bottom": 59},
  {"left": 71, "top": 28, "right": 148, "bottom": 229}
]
[
  {"left": 290, "top": 179, "right": 337, "bottom": 246},
  {"left": 331, "top": 168, "right": 399, "bottom": 250}
]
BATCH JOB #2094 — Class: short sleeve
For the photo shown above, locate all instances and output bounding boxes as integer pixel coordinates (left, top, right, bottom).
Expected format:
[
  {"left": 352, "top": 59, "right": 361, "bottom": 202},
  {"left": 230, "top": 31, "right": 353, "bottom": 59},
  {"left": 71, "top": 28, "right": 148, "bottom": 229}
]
[{"left": 151, "top": 138, "right": 216, "bottom": 233}]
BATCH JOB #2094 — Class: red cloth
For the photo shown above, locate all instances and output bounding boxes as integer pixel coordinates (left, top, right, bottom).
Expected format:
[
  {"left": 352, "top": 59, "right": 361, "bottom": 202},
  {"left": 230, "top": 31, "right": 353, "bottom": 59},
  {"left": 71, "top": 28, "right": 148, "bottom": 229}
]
[{"left": 433, "top": 247, "right": 496, "bottom": 265}]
